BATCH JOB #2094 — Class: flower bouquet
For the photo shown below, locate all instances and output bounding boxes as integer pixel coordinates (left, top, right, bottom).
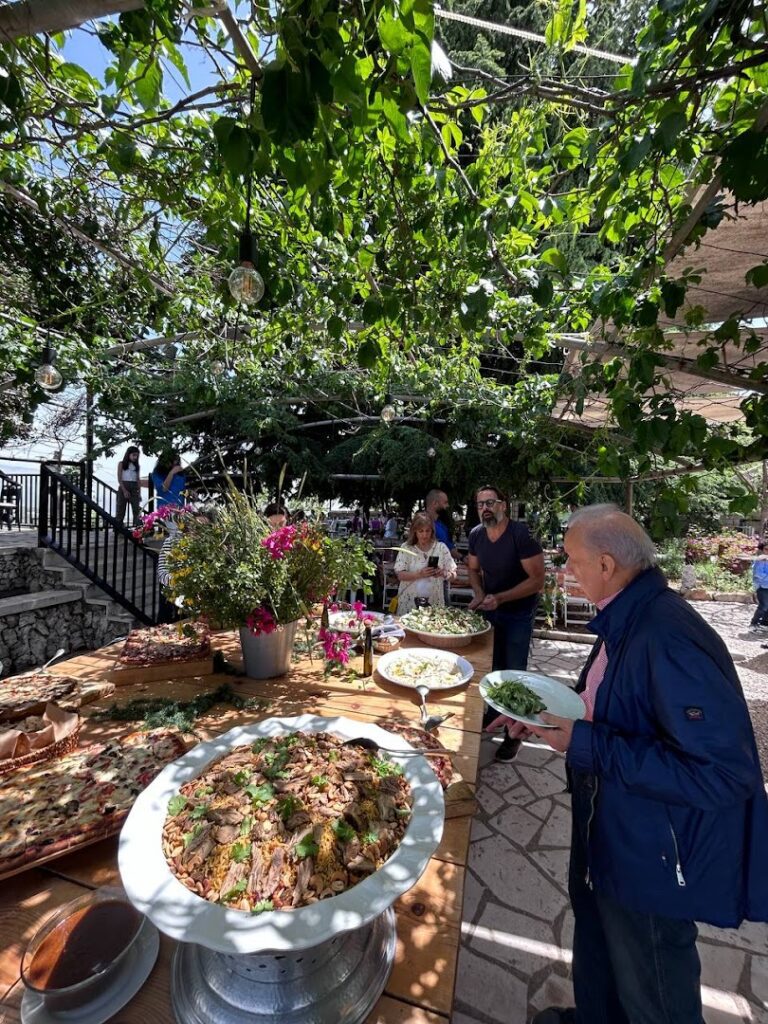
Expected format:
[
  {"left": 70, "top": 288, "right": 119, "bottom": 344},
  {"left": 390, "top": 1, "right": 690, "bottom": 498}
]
[
  {"left": 132, "top": 504, "right": 192, "bottom": 542},
  {"left": 162, "top": 493, "right": 373, "bottom": 677}
]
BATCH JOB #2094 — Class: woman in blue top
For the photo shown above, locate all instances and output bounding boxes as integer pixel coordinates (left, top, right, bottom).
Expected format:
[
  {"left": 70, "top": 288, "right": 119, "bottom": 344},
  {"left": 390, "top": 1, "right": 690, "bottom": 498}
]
[
  {"left": 749, "top": 541, "right": 768, "bottom": 633},
  {"left": 151, "top": 452, "right": 187, "bottom": 507}
]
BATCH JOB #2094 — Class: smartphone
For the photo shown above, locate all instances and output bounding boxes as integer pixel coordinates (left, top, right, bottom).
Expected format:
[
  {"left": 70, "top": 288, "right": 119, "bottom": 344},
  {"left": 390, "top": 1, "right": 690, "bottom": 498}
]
[{"left": 427, "top": 556, "right": 439, "bottom": 568}]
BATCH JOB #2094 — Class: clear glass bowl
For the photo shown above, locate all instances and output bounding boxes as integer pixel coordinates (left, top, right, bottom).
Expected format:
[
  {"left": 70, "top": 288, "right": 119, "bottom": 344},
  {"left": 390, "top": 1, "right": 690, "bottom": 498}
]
[{"left": 21, "top": 885, "right": 145, "bottom": 1012}]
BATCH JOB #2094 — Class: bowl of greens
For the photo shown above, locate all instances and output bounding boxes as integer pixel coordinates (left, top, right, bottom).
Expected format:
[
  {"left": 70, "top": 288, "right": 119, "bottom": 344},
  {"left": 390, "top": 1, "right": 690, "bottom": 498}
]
[
  {"left": 399, "top": 607, "right": 490, "bottom": 649},
  {"left": 479, "top": 670, "right": 586, "bottom": 728}
]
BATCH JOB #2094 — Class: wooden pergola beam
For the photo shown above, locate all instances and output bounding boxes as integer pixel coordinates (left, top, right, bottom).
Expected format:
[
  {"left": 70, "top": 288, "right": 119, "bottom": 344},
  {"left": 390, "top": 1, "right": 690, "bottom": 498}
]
[{"left": 558, "top": 335, "right": 767, "bottom": 396}]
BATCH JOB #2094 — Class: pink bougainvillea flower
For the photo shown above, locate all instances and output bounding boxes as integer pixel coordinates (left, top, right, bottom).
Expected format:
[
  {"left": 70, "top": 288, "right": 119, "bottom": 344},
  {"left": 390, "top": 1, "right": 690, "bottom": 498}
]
[
  {"left": 318, "top": 626, "right": 351, "bottom": 665},
  {"left": 261, "top": 525, "right": 297, "bottom": 560},
  {"left": 246, "top": 605, "right": 277, "bottom": 635}
]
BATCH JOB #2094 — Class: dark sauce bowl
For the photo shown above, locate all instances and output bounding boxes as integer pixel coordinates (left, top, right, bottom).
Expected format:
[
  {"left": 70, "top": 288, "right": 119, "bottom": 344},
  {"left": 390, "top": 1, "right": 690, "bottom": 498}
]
[{"left": 21, "top": 886, "right": 145, "bottom": 1012}]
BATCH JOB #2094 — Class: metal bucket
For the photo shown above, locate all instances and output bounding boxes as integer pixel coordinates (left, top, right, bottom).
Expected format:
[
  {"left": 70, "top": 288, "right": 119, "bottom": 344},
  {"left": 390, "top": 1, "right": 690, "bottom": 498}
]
[{"left": 238, "top": 621, "right": 299, "bottom": 679}]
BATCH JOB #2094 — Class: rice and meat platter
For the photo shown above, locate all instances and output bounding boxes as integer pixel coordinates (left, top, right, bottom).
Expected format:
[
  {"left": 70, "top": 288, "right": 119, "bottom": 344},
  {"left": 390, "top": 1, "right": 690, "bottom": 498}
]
[
  {"left": 400, "top": 607, "right": 487, "bottom": 636},
  {"left": 162, "top": 731, "right": 412, "bottom": 914}
]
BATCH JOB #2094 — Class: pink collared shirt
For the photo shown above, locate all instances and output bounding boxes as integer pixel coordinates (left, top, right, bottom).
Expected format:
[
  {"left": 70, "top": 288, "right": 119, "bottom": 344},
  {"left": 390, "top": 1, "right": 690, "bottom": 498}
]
[{"left": 581, "top": 589, "right": 623, "bottom": 721}]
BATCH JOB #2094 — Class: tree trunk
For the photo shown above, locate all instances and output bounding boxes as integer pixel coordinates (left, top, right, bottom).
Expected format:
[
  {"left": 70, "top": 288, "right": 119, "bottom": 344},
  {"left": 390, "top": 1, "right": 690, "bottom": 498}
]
[
  {"left": 0, "top": 0, "right": 143, "bottom": 41},
  {"left": 761, "top": 459, "right": 768, "bottom": 537}
]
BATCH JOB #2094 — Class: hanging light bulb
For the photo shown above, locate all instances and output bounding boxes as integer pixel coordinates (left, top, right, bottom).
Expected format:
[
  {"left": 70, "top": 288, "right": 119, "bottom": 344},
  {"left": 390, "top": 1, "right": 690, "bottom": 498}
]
[
  {"left": 381, "top": 393, "right": 396, "bottom": 425},
  {"left": 228, "top": 230, "right": 264, "bottom": 305},
  {"left": 35, "top": 346, "right": 62, "bottom": 391},
  {"left": 427, "top": 447, "right": 436, "bottom": 458}
]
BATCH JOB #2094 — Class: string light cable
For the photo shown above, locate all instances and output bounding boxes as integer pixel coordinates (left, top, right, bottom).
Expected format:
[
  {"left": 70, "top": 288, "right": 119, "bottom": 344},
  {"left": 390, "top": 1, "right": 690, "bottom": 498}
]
[{"left": 433, "top": 6, "right": 636, "bottom": 67}]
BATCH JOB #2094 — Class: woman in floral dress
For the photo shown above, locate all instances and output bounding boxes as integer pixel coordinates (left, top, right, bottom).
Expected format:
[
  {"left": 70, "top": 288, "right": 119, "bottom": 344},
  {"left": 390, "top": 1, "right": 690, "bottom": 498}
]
[{"left": 394, "top": 513, "right": 457, "bottom": 615}]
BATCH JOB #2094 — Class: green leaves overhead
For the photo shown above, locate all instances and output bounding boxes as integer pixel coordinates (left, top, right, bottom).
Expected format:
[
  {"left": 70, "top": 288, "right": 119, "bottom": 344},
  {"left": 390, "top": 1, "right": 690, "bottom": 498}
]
[
  {"left": 720, "top": 131, "right": 768, "bottom": 203},
  {"left": 261, "top": 61, "right": 319, "bottom": 145},
  {"left": 545, "top": 0, "right": 588, "bottom": 50}
]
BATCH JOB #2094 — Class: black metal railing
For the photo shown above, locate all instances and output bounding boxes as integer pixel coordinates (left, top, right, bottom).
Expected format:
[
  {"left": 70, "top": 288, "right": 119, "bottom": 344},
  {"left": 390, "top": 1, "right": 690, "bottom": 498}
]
[{"left": 38, "top": 464, "right": 176, "bottom": 625}]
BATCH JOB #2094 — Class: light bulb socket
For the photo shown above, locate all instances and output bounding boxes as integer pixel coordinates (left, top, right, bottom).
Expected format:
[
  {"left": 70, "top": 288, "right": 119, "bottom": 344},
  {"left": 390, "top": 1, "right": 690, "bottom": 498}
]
[
  {"left": 41, "top": 345, "right": 57, "bottom": 366},
  {"left": 238, "top": 230, "right": 256, "bottom": 265}
]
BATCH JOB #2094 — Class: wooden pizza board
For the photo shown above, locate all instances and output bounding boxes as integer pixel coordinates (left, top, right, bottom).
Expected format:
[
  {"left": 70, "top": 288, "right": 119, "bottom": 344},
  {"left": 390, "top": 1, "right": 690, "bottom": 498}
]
[{"left": 108, "top": 654, "right": 216, "bottom": 686}]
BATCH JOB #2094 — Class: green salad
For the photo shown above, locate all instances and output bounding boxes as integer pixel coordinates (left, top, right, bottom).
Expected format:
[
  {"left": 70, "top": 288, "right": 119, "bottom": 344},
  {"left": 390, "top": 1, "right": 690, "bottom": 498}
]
[
  {"left": 400, "top": 607, "right": 488, "bottom": 635},
  {"left": 486, "top": 679, "right": 546, "bottom": 717}
]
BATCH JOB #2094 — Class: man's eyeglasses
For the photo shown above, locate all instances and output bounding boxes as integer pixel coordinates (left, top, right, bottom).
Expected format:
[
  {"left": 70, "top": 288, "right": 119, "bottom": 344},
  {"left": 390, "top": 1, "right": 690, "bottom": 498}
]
[{"left": 476, "top": 498, "right": 501, "bottom": 508}]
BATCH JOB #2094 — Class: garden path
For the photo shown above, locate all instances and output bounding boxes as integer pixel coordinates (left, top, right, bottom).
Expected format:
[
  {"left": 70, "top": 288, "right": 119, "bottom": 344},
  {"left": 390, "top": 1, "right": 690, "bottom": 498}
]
[{"left": 453, "top": 602, "right": 768, "bottom": 1024}]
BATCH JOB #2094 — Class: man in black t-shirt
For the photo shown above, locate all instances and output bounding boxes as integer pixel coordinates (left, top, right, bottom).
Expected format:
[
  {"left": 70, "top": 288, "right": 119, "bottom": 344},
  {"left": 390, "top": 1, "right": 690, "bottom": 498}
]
[{"left": 467, "top": 484, "right": 545, "bottom": 761}]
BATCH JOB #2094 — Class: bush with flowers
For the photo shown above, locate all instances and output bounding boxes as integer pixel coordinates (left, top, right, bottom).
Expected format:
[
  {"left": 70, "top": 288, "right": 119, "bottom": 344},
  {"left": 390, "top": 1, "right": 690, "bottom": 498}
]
[
  {"left": 132, "top": 503, "right": 193, "bottom": 541},
  {"left": 162, "top": 491, "right": 373, "bottom": 633}
]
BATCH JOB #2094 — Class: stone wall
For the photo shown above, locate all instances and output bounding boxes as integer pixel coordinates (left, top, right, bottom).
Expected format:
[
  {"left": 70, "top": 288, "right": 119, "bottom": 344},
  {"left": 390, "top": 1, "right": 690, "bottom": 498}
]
[
  {"left": 0, "top": 600, "right": 117, "bottom": 674},
  {"left": 0, "top": 549, "right": 69, "bottom": 596}
]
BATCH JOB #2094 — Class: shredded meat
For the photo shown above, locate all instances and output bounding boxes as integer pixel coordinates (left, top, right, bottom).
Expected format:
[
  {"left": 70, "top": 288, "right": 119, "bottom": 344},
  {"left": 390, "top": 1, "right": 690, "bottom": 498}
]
[{"left": 163, "top": 732, "right": 413, "bottom": 914}]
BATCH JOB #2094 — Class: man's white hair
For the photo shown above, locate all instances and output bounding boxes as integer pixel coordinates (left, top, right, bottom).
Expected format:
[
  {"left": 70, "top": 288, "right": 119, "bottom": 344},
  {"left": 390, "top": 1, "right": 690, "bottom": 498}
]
[{"left": 567, "top": 504, "right": 657, "bottom": 571}]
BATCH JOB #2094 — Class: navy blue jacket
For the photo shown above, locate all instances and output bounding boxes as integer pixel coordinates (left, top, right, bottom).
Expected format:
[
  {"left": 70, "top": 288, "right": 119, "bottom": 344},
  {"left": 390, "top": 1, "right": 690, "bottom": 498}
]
[{"left": 567, "top": 567, "right": 768, "bottom": 927}]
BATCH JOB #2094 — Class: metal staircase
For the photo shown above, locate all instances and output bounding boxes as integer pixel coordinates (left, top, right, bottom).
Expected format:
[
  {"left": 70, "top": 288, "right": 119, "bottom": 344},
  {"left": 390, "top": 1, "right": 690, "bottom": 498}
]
[{"left": 37, "top": 464, "right": 175, "bottom": 625}]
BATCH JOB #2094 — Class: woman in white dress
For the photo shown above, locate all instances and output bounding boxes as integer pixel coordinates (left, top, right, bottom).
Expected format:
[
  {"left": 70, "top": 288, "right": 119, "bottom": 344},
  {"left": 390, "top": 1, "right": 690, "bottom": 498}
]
[{"left": 394, "top": 513, "right": 457, "bottom": 615}]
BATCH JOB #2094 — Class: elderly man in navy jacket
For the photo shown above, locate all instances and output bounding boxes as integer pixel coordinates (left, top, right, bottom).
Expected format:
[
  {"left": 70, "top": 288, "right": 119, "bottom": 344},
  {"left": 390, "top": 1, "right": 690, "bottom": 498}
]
[{"left": 492, "top": 505, "right": 768, "bottom": 1024}]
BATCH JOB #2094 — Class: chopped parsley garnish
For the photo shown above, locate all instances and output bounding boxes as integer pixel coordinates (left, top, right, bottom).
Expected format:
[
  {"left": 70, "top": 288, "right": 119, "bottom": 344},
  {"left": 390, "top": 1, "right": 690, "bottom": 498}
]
[
  {"left": 327, "top": 750, "right": 340, "bottom": 762},
  {"left": 278, "top": 796, "right": 301, "bottom": 819},
  {"left": 195, "top": 785, "right": 213, "bottom": 798},
  {"left": 221, "top": 879, "right": 247, "bottom": 902},
  {"left": 190, "top": 804, "right": 208, "bottom": 819},
  {"left": 361, "top": 830, "right": 379, "bottom": 846},
  {"left": 168, "top": 795, "right": 188, "bottom": 816},
  {"left": 332, "top": 819, "right": 356, "bottom": 842},
  {"left": 295, "top": 836, "right": 318, "bottom": 860},
  {"left": 371, "top": 755, "right": 404, "bottom": 778},
  {"left": 245, "top": 782, "right": 275, "bottom": 806},
  {"left": 233, "top": 769, "right": 251, "bottom": 787},
  {"left": 182, "top": 823, "right": 205, "bottom": 848},
  {"left": 239, "top": 815, "right": 253, "bottom": 837},
  {"left": 310, "top": 774, "right": 329, "bottom": 789},
  {"left": 251, "top": 899, "right": 274, "bottom": 915},
  {"left": 230, "top": 841, "right": 252, "bottom": 863},
  {"left": 251, "top": 738, "right": 269, "bottom": 754}
]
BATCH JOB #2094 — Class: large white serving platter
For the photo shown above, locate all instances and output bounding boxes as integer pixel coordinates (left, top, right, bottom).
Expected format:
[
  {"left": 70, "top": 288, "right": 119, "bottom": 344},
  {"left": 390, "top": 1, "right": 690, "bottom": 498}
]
[
  {"left": 119, "top": 715, "right": 444, "bottom": 955},
  {"left": 479, "top": 670, "right": 586, "bottom": 729},
  {"left": 401, "top": 620, "right": 491, "bottom": 650},
  {"left": 377, "top": 648, "right": 473, "bottom": 691}
]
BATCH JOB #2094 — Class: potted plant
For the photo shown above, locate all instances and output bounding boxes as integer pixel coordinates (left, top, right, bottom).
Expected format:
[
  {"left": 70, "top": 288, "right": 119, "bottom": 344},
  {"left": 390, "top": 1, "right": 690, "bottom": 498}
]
[{"left": 163, "top": 492, "right": 373, "bottom": 678}]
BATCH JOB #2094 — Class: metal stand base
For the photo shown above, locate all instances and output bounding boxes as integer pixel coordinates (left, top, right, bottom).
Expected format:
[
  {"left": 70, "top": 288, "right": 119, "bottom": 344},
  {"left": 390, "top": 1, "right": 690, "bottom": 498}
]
[{"left": 170, "top": 907, "right": 397, "bottom": 1024}]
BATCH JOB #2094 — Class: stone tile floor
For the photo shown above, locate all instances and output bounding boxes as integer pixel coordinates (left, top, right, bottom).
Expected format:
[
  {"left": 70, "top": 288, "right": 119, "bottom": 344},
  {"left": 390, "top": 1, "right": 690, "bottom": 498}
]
[{"left": 453, "top": 603, "right": 768, "bottom": 1024}]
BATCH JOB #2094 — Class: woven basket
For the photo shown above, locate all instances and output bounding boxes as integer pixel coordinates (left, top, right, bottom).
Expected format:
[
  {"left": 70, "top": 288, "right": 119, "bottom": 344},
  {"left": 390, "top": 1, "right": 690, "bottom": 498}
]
[{"left": 0, "top": 719, "right": 81, "bottom": 776}]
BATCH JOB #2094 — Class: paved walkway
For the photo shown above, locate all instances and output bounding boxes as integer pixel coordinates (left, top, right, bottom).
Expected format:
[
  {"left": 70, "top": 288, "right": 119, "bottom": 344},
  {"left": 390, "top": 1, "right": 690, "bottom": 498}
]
[{"left": 454, "top": 603, "right": 768, "bottom": 1024}]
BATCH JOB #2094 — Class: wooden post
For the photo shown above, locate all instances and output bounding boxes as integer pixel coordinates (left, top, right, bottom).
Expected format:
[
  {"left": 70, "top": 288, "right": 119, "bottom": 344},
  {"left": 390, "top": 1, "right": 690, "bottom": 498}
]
[
  {"left": 625, "top": 479, "right": 634, "bottom": 517},
  {"left": 761, "top": 459, "right": 767, "bottom": 537}
]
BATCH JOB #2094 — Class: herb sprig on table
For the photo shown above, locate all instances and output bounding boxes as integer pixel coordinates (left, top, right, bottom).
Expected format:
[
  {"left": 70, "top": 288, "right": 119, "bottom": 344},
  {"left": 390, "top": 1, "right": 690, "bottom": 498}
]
[{"left": 91, "top": 683, "right": 266, "bottom": 733}]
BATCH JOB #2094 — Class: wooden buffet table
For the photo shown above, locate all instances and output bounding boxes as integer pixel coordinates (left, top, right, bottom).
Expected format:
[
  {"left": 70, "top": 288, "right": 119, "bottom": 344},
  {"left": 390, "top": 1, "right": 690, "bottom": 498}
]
[{"left": 0, "top": 629, "right": 491, "bottom": 1024}]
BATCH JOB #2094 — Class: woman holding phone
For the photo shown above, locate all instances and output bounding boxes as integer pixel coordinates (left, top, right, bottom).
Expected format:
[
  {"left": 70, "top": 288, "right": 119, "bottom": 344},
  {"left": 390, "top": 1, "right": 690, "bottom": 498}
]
[{"left": 394, "top": 512, "right": 456, "bottom": 614}]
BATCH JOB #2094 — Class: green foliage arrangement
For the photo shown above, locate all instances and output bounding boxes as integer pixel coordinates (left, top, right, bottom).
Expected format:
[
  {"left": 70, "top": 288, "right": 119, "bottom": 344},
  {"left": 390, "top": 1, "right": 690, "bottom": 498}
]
[{"left": 164, "top": 494, "right": 373, "bottom": 630}]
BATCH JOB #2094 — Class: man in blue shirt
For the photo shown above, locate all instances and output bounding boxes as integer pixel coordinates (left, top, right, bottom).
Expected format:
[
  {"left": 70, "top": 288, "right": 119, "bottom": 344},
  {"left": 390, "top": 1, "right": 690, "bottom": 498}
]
[
  {"left": 425, "top": 489, "right": 455, "bottom": 552},
  {"left": 749, "top": 541, "right": 768, "bottom": 634}
]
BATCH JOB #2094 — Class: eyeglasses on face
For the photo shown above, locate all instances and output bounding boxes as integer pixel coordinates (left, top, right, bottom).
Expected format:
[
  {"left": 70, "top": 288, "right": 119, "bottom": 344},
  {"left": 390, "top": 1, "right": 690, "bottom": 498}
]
[{"left": 476, "top": 498, "right": 501, "bottom": 508}]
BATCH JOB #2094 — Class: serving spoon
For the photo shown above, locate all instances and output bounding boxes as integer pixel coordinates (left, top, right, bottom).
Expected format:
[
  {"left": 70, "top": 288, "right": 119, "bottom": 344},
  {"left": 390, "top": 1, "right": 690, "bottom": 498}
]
[
  {"left": 415, "top": 684, "right": 430, "bottom": 723},
  {"left": 343, "top": 737, "right": 450, "bottom": 758},
  {"left": 40, "top": 648, "right": 66, "bottom": 672}
]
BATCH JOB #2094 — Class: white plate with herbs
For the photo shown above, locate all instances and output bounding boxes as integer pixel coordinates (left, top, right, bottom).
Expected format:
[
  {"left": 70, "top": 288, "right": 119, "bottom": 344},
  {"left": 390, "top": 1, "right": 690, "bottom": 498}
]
[
  {"left": 377, "top": 648, "right": 473, "bottom": 691},
  {"left": 479, "top": 670, "right": 586, "bottom": 729}
]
